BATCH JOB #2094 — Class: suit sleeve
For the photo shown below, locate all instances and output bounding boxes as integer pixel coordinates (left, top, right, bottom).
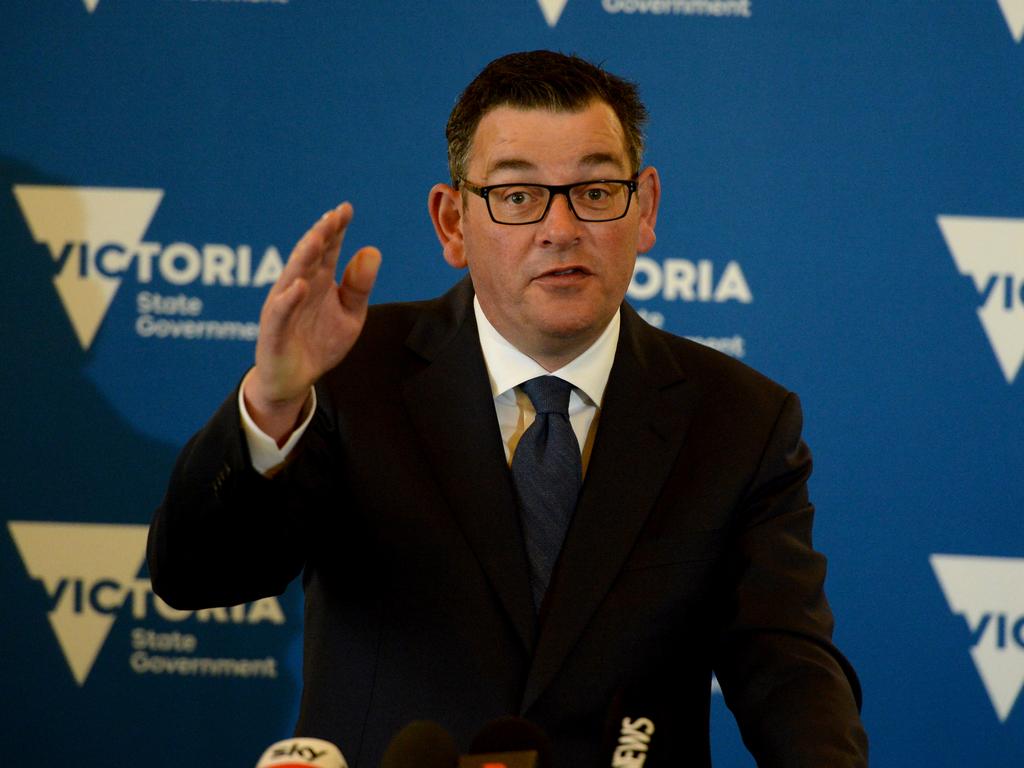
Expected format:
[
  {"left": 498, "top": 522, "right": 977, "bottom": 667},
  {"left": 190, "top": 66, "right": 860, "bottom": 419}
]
[
  {"left": 147, "top": 384, "right": 320, "bottom": 610},
  {"left": 713, "top": 392, "right": 869, "bottom": 767}
]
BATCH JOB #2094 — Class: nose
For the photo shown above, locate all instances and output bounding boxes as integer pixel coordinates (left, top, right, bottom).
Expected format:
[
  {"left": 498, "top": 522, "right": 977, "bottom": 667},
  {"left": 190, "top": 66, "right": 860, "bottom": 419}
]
[{"left": 537, "top": 191, "right": 582, "bottom": 246}]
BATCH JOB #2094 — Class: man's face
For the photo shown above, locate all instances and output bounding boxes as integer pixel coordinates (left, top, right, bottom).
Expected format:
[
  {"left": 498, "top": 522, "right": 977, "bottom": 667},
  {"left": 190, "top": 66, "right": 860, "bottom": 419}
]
[{"left": 431, "top": 100, "right": 659, "bottom": 369}]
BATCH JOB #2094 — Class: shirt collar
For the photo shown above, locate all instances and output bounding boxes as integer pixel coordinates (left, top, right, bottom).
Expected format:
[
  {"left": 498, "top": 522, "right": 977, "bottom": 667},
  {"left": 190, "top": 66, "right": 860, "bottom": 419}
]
[{"left": 473, "top": 295, "right": 620, "bottom": 407}]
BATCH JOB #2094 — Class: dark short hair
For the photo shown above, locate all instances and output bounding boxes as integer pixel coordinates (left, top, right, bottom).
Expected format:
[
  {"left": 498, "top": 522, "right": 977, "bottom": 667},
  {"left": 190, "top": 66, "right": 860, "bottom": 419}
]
[{"left": 446, "top": 50, "right": 648, "bottom": 185}]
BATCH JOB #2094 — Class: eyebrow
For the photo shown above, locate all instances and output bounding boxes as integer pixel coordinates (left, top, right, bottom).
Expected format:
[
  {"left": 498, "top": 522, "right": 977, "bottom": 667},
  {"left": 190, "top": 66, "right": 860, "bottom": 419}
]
[{"left": 485, "top": 152, "right": 628, "bottom": 178}]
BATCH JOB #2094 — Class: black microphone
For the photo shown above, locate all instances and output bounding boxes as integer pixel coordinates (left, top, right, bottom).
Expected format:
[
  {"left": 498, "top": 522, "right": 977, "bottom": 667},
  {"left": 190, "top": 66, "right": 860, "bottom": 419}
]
[
  {"left": 380, "top": 720, "right": 459, "bottom": 768},
  {"left": 255, "top": 737, "right": 348, "bottom": 768},
  {"left": 459, "top": 716, "right": 551, "bottom": 768}
]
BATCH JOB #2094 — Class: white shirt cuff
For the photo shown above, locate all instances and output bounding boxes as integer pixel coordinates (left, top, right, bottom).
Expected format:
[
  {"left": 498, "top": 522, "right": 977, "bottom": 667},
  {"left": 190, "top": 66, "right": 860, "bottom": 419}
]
[{"left": 238, "top": 370, "right": 317, "bottom": 476}]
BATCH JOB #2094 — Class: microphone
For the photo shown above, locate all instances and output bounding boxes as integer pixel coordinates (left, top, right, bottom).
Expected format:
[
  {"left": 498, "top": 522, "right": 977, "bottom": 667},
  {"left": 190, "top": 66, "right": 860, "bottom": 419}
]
[
  {"left": 608, "top": 714, "right": 655, "bottom": 768},
  {"left": 459, "top": 716, "right": 551, "bottom": 768},
  {"left": 255, "top": 737, "right": 348, "bottom": 768},
  {"left": 379, "top": 720, "right": 459, "bottom": 768},
  {"left": 603, "top": 687, "right": 658, "bottom": 768}
]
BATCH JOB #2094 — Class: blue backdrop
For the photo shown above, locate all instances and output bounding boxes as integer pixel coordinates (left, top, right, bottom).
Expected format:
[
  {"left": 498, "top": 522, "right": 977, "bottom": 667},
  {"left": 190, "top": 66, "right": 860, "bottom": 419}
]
[{"left": 3, "top": 1, "right": 1022, "bottom": 765}]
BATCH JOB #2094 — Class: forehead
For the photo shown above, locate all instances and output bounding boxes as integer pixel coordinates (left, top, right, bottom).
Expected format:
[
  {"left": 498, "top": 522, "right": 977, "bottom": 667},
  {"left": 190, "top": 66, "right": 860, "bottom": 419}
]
[{"left": 467, "top": 101, "right": 630, "bottom": 180}]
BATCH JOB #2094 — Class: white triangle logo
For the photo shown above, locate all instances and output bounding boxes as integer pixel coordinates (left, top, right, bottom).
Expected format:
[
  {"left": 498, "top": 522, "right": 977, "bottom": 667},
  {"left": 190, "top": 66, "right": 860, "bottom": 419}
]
[
  {"left": 537, "top": 0, "right": 570, "bottom": 27},
  {"left": 82, "top": 0, "right": 100, "bottom": 11},
  {"left": 937, "top": 215, "right": 1024, "bottom": 384},
  {"left": 931, "top": 554, "right": 1024, "bottom": 722},
  {"left": 8, "top": 521, "right": 150, "bottom": 686},
  {"left": 998, "top": 0, "right": 1024, "bottom": 42},
  {"left": 12, "top": 185, "right": 164, "bottom": 350}
]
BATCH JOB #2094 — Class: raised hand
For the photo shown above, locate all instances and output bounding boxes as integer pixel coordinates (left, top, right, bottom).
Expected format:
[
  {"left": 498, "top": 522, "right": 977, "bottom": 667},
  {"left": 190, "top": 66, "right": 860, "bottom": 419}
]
[{"left": 244, "top": 202, "right": 381, "bottom": 442}]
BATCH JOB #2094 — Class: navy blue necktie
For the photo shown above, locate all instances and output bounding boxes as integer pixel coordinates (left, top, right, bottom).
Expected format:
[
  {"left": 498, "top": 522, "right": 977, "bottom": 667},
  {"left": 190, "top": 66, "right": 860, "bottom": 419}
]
[{"left": 511, "top": 375, "right": 582, "bottom": 610}]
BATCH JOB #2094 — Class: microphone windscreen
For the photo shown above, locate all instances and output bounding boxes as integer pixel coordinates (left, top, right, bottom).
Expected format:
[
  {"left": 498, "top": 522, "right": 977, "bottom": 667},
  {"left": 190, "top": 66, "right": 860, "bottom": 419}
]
[
  {"left": 255, "top": 737, "right": 347, "bottom": 768},
  {"left": 466, "top": 716, "right": 551, "bottom": 768},
  {"left": 380, "top": 720, "right": 459, "bottom": 768}
]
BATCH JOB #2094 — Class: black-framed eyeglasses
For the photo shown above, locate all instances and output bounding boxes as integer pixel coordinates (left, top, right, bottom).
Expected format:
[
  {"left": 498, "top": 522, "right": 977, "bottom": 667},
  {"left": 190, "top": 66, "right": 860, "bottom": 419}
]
[{"left": 459, "top": 178, "right": 638, "bottom": 225}]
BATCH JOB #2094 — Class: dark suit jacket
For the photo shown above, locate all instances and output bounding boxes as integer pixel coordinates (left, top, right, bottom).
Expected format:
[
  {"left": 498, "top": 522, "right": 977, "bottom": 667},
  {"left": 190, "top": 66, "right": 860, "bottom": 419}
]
[{"left": 149, "top": 277, "right": 867, "bottom": 767}]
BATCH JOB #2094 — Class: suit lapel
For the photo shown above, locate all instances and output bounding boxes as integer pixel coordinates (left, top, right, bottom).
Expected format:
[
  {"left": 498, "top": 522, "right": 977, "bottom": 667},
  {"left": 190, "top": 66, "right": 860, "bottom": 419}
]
[
  {"left": 521, "top": 304, "right": 695, "bottom": 713},
  {"left": 401, "top": 279, "right": 537, "bottom": 652}
]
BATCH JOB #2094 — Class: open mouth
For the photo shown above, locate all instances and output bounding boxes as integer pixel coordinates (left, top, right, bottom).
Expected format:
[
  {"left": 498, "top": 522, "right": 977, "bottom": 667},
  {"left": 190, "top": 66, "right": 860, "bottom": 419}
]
[{"left": 540, "top": 266, "right": 590, "bottom": 278}]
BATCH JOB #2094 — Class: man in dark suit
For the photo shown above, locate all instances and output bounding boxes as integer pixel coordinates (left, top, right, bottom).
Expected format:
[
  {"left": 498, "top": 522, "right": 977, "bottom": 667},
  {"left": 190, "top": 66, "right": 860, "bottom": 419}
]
[{"left": 149, "top": 51, "right": 868, "bottom": 766}]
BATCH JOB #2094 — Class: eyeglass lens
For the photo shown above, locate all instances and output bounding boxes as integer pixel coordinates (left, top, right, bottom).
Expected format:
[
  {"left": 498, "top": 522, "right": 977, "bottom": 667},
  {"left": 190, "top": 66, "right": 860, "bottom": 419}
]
[{"left": 488, "top": 182, "right": 631, "bottom": 223}]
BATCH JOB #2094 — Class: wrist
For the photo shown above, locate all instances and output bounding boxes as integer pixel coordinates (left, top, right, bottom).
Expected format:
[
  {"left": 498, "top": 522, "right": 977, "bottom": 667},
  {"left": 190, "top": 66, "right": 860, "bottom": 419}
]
[{"left": 242, "top": 370, "right": 311, "bottom": 445}]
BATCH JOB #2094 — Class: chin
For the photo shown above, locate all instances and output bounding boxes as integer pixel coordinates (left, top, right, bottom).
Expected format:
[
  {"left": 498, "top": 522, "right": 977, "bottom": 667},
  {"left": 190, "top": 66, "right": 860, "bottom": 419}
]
[{"left": 537, "top": 316, "right": 602, "bottom": 344}]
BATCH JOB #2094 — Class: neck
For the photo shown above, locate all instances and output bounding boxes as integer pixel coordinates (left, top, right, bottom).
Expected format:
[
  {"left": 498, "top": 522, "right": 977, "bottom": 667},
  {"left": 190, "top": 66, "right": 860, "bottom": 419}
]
[{"left": 529, "top": 342, "right": 593, "bottom": 372}]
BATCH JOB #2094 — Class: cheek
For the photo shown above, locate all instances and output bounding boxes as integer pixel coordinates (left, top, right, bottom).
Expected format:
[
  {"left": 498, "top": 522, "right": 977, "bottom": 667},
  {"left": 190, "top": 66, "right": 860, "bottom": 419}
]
[
  {"left": 598, "top": 234, "right": 640, "bottom": 286},
  {"left": 464, "top": 241, "right": 516, "bottom": 300},
  {"left": 466, "top": 231, "right": 526, "bottom": 280}
]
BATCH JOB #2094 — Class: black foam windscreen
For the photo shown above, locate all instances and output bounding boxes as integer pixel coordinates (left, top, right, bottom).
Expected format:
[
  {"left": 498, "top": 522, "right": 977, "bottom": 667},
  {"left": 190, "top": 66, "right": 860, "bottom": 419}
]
[
  {"left": 467, "top": 716, "right": 551, "bottom": 768},
  {"left": 379, "top": 720, "right": 459, "bottom": 768}
]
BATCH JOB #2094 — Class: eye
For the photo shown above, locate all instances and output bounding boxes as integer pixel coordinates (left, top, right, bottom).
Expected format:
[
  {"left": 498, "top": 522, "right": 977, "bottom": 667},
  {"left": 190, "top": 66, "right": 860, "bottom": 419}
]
[
  {"left": 499, "top": 187, "right": 539, "bottom": 206},
  {"left": 573, "top": 183, "right": 617, "bottom": 207}
]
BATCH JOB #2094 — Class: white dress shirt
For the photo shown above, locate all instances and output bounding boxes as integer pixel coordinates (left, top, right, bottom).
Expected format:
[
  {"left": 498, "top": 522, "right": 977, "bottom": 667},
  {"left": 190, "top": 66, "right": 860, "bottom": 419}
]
[
  {"left": 472, "top": 297, "right": 618, "bottom": 471},
  {"left": 240, "top": 296, "right": 620, "bottom": 476}
]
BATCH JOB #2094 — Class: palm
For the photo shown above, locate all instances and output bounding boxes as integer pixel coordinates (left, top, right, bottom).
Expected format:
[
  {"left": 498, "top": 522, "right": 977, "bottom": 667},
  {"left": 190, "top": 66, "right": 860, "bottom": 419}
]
[{"left": 253, "top": 203, "right": 381, "bottom": 406}]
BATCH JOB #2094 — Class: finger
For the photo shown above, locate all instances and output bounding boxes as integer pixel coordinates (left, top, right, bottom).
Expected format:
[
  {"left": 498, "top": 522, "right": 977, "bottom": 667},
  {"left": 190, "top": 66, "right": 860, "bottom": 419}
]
[
  {"left": 321, "top": 202, "right": 353, "bottom": 271},
  {"left": 261, "top": 277, "right": 309, "bottom": 346},
  {"left": 269, "top": 224, "right": 325, "bottom": 298},
  {"left": 338, "top": 246, "right": 381, "bottom": 314},
  {"left": 271, "top": 203, "right": 350, "bottom": 298}
]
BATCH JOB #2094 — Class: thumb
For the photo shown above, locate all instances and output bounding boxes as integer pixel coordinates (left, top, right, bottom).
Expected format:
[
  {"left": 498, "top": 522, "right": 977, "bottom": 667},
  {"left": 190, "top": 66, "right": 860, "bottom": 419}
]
[{"left": 339, "top": 246, "right": 381, "bottom": 313}]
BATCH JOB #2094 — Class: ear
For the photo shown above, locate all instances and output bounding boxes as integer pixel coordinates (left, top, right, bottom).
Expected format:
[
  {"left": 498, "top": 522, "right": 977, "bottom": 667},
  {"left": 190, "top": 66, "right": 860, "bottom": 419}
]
[
  {"left": 428, "top": 183, "right": 466, "bottom": 269},
  {"left": 635, "top": 166, "right": 661, "bottom": 254}
]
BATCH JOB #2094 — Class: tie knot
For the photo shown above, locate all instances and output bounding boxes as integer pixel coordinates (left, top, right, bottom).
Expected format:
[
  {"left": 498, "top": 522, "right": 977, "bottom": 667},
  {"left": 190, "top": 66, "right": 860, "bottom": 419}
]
[{"left": 520, "top": 376, "right": 573, "bottom": 415}]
